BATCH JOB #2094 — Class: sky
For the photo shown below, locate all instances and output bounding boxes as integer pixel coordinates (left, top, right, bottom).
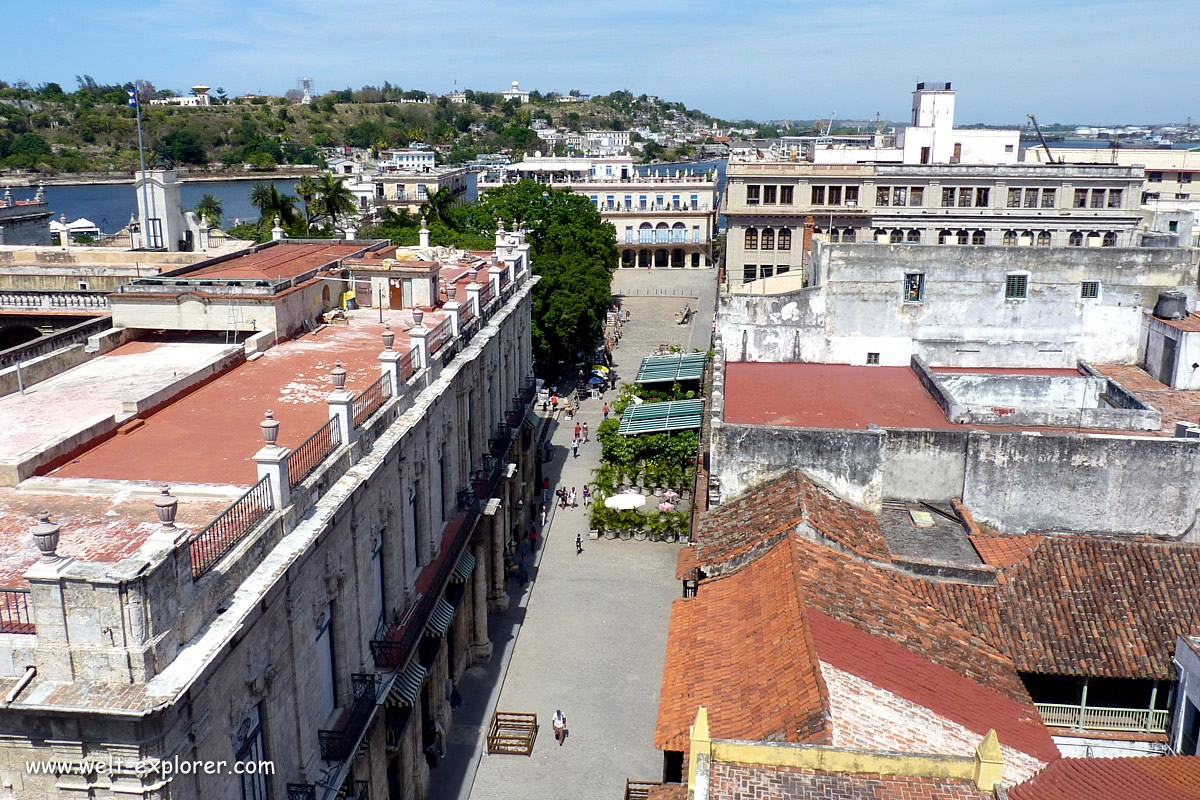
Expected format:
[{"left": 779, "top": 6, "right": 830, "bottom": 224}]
[{"left": 3, "top": 0, "right": 1198, "bottom": 125}]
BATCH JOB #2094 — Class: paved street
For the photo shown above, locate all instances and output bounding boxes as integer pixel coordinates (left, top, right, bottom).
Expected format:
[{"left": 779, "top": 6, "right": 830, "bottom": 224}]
[{"left": 429, "top": 268, "right": 717, "bottom": 800}]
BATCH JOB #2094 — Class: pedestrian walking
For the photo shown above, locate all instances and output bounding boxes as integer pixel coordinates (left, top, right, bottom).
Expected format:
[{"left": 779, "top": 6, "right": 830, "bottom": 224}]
[
  {"left": 572, "top": 437, "right": 579, "bottom": 458},
  {"left": 550, "top": 393, "right": 558, "bottom": 413},
  {"left": 540, "top": 503, "right": 547, "bottom": 527},
  {"left": 574, "top": 422, "right": 581, "bottom": 440},
  {"left": 552, "top": 709, "right": 568, "bottom": 745},
  {"left": 519, "top": 556, "right": 529, "bottom": 585},
  {"left": 529, "top": 527, "right": 538, "bottom": 551},
  {"left": 543, "top": 439, "right": 553, "bottom": 463},
  {"left": 569, "top": 487, "right": 577, "bottom": 508},
  {"left": 543, "top": 477, "right": 550, "bottom": 505},
  {"left": 559, "top": 488, "right": 568, "bottom": 510},
  {"left": 582, "top": 422, "right": 589, "bottom": 442},
  {"left": 566, "top": 398, "right": 574, "bottom": 419},
  {"left": 575, "top": 533, "right": 583, "bottom": 555},
  {"left": 582, "top": 485, "right": 591, "bottom": 507},
  {"left": 602, "top": 402, "right": 610, "bottom": 419}
]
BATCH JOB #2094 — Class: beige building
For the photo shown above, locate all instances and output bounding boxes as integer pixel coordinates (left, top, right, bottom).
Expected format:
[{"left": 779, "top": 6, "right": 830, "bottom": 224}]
[
  {"left": 724, "top": 83, "right": 1147, "bottom": 288},
  {"left": 0, "top": 229, "right": 539, "bottom": 800},
  {"left": 374, "top": 167, "right": 470, "bottom": 214},
  {"left": 478, "top": 155, "right": 718, "bottom": 268}
]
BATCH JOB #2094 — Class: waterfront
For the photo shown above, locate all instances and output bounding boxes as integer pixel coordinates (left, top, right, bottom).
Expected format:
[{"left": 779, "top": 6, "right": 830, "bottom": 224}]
[{"left": 3, "top": 178, "right": 299, "bottom": 234}]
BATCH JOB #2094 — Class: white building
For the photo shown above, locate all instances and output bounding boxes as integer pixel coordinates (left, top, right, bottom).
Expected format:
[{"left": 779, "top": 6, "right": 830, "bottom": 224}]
[
  {"left": 500, "top": 81, "right": 530, "bottom": 104},
  {"left": 148, "top": 84, "right": 213, "bottom": 107},
  {"left": 379, "top": 149, "right": 437, "bottom": 172}
]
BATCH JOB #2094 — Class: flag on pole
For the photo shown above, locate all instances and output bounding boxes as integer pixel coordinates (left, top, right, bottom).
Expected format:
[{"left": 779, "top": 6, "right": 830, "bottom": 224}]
[{"left": 126, "top": 89, "right": 138, "bottom": 107}]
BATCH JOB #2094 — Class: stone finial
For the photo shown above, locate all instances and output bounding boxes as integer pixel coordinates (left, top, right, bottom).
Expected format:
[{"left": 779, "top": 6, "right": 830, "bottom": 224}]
[
  {"left": 155, "top": 485, "right": 178, "bottom": 529},
  {"left": 412, "top": 308, "right": 424, "bottom": 325},
  {"left": 382, "top": 324, "right": 395, "bottom": 350},
  {"left": 261, "top": 410, "right": 280, "bottom": 446},
  {"left": 199, "top": 213, "right": 209, "bottom": 229},
  {"left": 446, "top": 283, "right": 457, "bottom": 300},
  {"left": 497, "top": 218, "right": 505, "bottom": 234},
  {"left": 331, "top": 361, "right": 347, "bottom": 391},
  {"left": 31, "top": 511, "right": 61, "bottom": 563}
]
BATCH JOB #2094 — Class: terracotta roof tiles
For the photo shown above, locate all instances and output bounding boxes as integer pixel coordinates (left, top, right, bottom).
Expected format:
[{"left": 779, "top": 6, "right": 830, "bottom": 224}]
[
  {"left": 1008, "top": 756, "right": 1200, "bottom": 800},
  {"left": 710, "top": 763, "right": 992, "bottom": 800},
  {"left": 969, "top": 534, "right": 1042, "bottom": 567}
]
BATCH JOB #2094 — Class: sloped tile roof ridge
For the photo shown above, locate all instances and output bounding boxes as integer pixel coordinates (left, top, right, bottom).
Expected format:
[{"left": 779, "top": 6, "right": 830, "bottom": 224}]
[
  {"left": 1008, "top": 755, "right": 1200, "bottom": 800},
  {"left": 796, "top": 471, "right": 891, "bottom": 561}
]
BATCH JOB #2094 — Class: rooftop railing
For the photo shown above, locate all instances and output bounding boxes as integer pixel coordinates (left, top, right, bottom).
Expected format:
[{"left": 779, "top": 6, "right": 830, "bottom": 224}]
[
  {"left": 1034, "top": 702, "right": 1170, "bottom": 734},
  {"left": 351, "top": 374, "right": 392, "bottom": 428},
  {"left": 0, "top": 290, "right": 110, "bottom": 310},
  {"left": 0, "top": 588, "right": 34, "bottom": 634},
  {"left": 287, "top": 418, "right": 342, "bottom": 489},
  {"left": 189, "top": 476, "right": 274, "bottom": 579},
  {"left": 428, "top": 317, "right": 453, "bottom": 355}
]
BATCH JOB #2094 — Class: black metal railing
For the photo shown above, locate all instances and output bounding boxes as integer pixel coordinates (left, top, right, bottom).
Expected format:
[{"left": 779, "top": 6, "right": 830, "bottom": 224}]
[
  {"left": 352, "top": 374, "right": 392, "bottom": 428},
  {"left": 477, "top": 277, "right": 495, "bottom": 308},
  {"left": 0, "top": 588, "right": 34, "bottom": 634},
  {"left": 318, "top": 673, "right": 380, "bottom": 761},
  {"left": 397, "top": 348, "right": 416, "bottom": 382},
  {"left": 189, "top": 476, "right": 274, "bottom": 579},
  {"left": 472, "top": 454, "right": 503, "bottom": 498},
  {"left": 369, "top": 491, "right": 481, "bottom": 670},
  {"left": 339, "top": 781, "right": 369, "bottom": 800},
  {"left": 428, "top": 317, "right": 452, "bottom": 355},
  {"left": 287, "top": 418, "right": 342, "bottom": 489},
  {"left": 520, "top": 377, "right": 537, "bottom": 405},
  {"left": 286, "top": 785, "right": 317, "bottom": 800}
]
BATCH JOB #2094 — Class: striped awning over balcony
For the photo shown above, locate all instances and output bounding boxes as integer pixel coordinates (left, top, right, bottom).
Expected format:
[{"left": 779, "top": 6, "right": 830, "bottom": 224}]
[
  {"left": 425, "top": 597, "right": 456, "bottom": 637},
  {"left": 386, "top": 661, "right": 428, "bottom": 708},
  {"left": 618, "top": 399, "right": 705, "bottom": 435},
  {"left": 450, "top": 550, "right": 476, "bottom": 584}
]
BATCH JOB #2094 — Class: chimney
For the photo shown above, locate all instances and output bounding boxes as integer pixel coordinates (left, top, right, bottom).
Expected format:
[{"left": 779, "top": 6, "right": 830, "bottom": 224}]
[{"left": 802, "top": 216, "right": 816, "bottom": 280}]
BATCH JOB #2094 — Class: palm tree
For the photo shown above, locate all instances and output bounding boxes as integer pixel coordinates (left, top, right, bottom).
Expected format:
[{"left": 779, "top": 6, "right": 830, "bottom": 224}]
[
  {"left": 194, "top": 194, "right": 223, "bottom": 228},
  {"left": 314, "top": 173, "right": 356, "bottom": 233},
  {"left": 295, "top": 175, "right": 318, "bottom": 234},
  {"left": 420, "top": 186, "right": 457, "bottom": 229},
  {"left": 249, "top": 182, "right": 299, "bottom": 231}
]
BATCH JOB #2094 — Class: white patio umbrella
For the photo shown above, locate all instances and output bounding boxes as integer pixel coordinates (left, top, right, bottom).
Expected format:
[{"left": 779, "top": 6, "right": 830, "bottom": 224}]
[{"left": 605, "top": 493, "right": 647, "bottom": 510}]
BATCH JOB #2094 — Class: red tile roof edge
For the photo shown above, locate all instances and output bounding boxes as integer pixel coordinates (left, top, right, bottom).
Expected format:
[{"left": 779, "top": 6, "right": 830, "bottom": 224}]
[{"left": 1008, "top": 756, "right": 1200, "bottom": 800}]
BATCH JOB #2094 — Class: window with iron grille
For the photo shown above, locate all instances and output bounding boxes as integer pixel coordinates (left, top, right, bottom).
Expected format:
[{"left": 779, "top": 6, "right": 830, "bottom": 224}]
[
  {"left": 903, "top": 273, "right": 925, "bottom": 303},
  {"left": 1080, "top": 281, "right": 1100, "bottom": 299},
  {"left": 1005, "top": 274, "right": 1028, "bottom": 299},
  {"left": 866, "top": 352, "right": 880, "bottom": 365}
]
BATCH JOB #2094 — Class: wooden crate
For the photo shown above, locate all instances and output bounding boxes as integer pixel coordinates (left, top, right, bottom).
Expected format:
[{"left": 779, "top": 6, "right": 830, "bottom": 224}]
[{"left": 486, "top": 711, "right": 538, "bottom": 756}]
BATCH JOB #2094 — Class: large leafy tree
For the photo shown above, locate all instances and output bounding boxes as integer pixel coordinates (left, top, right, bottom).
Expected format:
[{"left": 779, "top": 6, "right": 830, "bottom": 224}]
[
  {"left": 459, "top": 182, "right": 616, "bottom": 371},
  {"left": 295, "top": 175, "right": 318, "bottom": 232},
  {"left": 248, "top": 182, "right": 299, "bottom": 230}
]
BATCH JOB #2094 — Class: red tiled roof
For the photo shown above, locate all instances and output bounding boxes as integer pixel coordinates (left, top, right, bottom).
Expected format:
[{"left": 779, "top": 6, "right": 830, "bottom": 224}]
[
  {"left": 1092, "top": 364, "right": 1200, "bottom": 435},
  {"left": 1008, "top": 756, "right": 1200, "bottom": 800},
  {"left": 969, "top": 534, "right": 1041, "bottom": 567},
  {"left": 808, "top": 610, "right": 1059, "bottom": 763},
  {"left": 684, "top": 468, "right": 889, "bottom": 579},
  {"left": 1161, "top": 312, "right": 1200, "bottom": 333},
  {"left": 655, "top": 540, "right": 832, "bottom": 753},
  {"left": 913, "top": 536, "right": 1200, "bottom": 679},
  {"left": 710, "top": 763, "right": 992, "bottom": 800}
]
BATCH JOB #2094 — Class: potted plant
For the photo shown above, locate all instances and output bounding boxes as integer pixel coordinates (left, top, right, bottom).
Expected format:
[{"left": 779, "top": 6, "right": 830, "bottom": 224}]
[
  {"left": 633, "top": 511, "right": 648, "bottom": 541},
  {"left": 647, "top": 513, "right": 663, "bottom": 542},
  {"left": 617, "top": 509, "right": 634, "bottom": 540},
  {"left": 663, "top": 512, "right": 679, "bottom": 543}
]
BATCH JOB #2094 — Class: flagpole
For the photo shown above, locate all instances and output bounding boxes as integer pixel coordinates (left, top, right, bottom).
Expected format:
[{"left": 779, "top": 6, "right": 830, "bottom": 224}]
[{"left": 131, "top": 85, "right": 152, "bottom": 249}]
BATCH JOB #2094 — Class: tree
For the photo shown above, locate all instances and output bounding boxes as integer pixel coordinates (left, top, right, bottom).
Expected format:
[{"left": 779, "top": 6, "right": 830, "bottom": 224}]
[
  {"left": 313, "top": 173, "right": 356, "bottom": 232},
  {"left": 249, "top": 182, "right": 299, "bottom": 230},
  {"left": 420, "top": 186, "right": 457, "bottom": 228},
  {"left": 134, "top": 79, "right": 156, "bottom": 104},
  {"left": 460, "top": 182, "right": 616, "bottom": 370},
  {"left": 194, "top": 194, "right": 223, "bottom": 228},
  {"left": 295, "top": 175, "right": 318, "bottom": 233},
  {"left": 157, "top": 130, "right": 207, "bottom": 165}
]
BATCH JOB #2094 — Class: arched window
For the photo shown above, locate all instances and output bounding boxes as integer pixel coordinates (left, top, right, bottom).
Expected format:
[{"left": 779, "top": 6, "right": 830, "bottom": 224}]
[
  {"left": 778, "top": 228, "right": 792, "bottom": 250},
  {"left": 1068, "top": 231, "right": 1083, "bottom": 247},
  {"left": 874, "top": 228, "right": 888, "bottom": 243},
  {"left": 1102, "top": 231, "right": 1118, "bottom": 247},
  {"left": 890, "top": 229, "right": 903, "bottom": 244},
  {"left": 956, "top": 229, "right": 969, "bottom": 245},
  {"left": 829, "top": 228, "right": 840, "bottom": 243},
  {"left": 761, "top": 228, "right": 774, "bottom": 250},
  {"left": 907, "top": 230, "right": 921, "bottom": 243},
  {"left": 672, "top": 222, "right": 686, "bottom": 243},
  {"left": 1003, "top": 230, "right": 1017, "bottom": 246},
  {"left": 1086, "top": 232, "right": 1101, "bottom": 247},
  {"left": 971, "top": 230, "right": 986, "bottom": 245},
  {"left": 1037, "top": 231, "right": 1051, "bottom": 247},
  {"left": 744, "top": 228, "right": 758, "bottom": 249},
  {"left": 1020, "top": 230, "right": 1034, "bottom": 246},
  {"left": 938, "top": 229, "right": 953, "bottom": 244},
  {"left": 842, "top": 228, "right": 856, "bottom": 242},
  {"left": 639, "top": 222, "right": 652, "bottom": 244}
]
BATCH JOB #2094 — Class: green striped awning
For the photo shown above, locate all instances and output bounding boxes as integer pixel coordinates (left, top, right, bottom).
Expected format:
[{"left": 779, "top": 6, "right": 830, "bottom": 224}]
[
  {"left": 523, "top": 408, "right": 540, "bottom": 431},
  {"left": 450, "top": 550, "right": 476, "bottom": 584},
  {"left": 386, "top": 661, "right": 428, "bottom": 708},
  {"left": 618, "top": 399, "right": 705, "bottom": 435},
  {"left": 425, "top": 597, "right": 456, "bottom": 637},
  {"left": 635, "top": 353, "right": 708, "bottom": 384}
]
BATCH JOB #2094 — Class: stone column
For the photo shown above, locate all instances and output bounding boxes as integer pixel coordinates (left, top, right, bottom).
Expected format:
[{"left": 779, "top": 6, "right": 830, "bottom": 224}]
[
  {"left": 253, "top": 411, "right": 291, "bottom": 509},
  {"left": 488, "top": 266, "right": 504, "bottom": 300},
  {"left": 409, "top": 310, "right": 429, "bottom": 371},
  {"left": 271, "top": 215, "right": 284, "bottom": 241},
  {"left": 326, "top": 361, "right": 356, "bottom": 445},
  {"left": 468, "top": 538, "right": 493, "bottom": 662},
  {"left": 488, "top": 500, "right": 508, "bottom": 612}
]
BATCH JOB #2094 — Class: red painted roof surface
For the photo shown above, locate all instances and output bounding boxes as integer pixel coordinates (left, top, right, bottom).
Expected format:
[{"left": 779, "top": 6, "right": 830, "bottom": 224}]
[
  {"left": 1161, "top": 312, "right": 1200, "bottom": 333},
  {"left": 185, "top": 243, "right": 364, "bottom": 281},
  {"left": 724, "top": 363, "right": 954, "bottom": 429},
  {"left": 0, "top": 490, "right": 233, "bottom": 588},
  {"left": 49, "top": 315, "right": 429, "bottom": 485},
  {"left": 1093, "top": 363, "right": 1200, "bottom": 435},
  {"left": 1008, "top": 756, "right": 1200, "bottom": 800}
]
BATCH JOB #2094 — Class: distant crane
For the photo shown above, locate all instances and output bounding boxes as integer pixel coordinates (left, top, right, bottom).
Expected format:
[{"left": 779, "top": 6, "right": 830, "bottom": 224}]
[
  {"left": 825, "top": 110, "right": 837, "bottom": 136},
  {"left": 1026, "top": 114, "right": 1056, "bottom": 163}
]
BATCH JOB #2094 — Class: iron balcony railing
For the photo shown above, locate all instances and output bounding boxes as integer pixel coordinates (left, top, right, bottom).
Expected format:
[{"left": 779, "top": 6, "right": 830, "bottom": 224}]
[
  {"left": 189, "top": 476, "right": 273, "bottom": 579},
  {"left": 521, "top": 376, "right": 537, "bottom": 404},
  {"left": 287, "top": 418, "right": 342, "bottom": 489},
  {"left": 489, "top": 422, "right": 513, "bottom": 458},
  {"left": 1034, "top": 702, "right": 1170, "bottom": 734},
  {"left": 476, "top": 277, "right": 495, "bottom": 309},
  {"left": 370, "top": 490, "right": 481, "bottom": 670},
  {"left": 397, "top": 348, "right": 416, "bottom": 383},
  {"left": 0, "top": 588, "right": 34, "bottom": 634},
  {"left": 428, "top": 317, "right": 452, "bottom": 355},
  {"left": 286, "top": 784, "right": 317, "bottom": 800},
  {"left": 351, "top": 374, "right": 392, "bottom": 428},
  {"left": 318, "top": 673, "right": 380, "bottom": 761}
]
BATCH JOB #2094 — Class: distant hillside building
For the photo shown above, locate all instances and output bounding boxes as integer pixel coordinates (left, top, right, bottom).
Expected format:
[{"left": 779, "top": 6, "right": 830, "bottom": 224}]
[{"left": 500, "top": 81, "right": 529, "bottom": 104}]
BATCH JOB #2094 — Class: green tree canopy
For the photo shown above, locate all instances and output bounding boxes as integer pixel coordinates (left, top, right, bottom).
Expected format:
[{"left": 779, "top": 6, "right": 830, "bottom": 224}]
[
  {"left": 157, "top": 130, "right": 207, "bottom": 165},
  {"left": 248, "top": 182, "right": 299, "bottom": 230},
  {"left": 194, "top": 194, "right": 223, "bottom": 228},
  {"left": 313, "top": 173, "right": 356, "bottom": 232},
  {"left": 459, "top": 182, "right": 616, "bottom": 371}
]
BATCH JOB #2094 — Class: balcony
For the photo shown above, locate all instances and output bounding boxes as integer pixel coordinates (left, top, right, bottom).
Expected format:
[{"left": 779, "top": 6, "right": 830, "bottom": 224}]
[
  {"left": 1034, "top": 702, "right": 1170, "bottom": 734},
  {"left": 318, "top": 673, "right": 381, "bottom": 761}
]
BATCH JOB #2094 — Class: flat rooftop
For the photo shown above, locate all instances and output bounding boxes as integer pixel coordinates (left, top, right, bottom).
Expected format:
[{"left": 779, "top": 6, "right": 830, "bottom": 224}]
[
  {"left": 0, "top": 339, "right": 232, "bottom": 463},
  {"left": 724, "top": 362, "right": 1167, "bottom": 435},
  {"left": 1092, "top": 364, "right": 1200, "bottom": 435},
  {"left": 180, "top": 242, "right": 366, "bottom": 281},
  {"left": 48, "top": 310, "right": 431, "bottom": 485},
  {"left": 0, "top": 489, "right": 233, "bottom": 589}
]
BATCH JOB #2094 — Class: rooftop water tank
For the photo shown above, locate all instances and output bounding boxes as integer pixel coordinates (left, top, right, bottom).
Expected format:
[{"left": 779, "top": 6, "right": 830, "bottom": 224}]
[{"left": 1153, "top": 290, "right": 1189, "bottom": 321}]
